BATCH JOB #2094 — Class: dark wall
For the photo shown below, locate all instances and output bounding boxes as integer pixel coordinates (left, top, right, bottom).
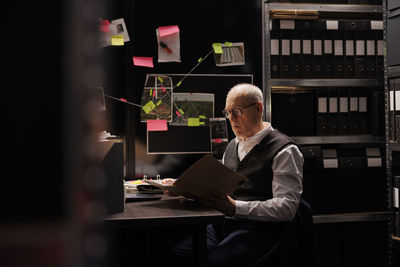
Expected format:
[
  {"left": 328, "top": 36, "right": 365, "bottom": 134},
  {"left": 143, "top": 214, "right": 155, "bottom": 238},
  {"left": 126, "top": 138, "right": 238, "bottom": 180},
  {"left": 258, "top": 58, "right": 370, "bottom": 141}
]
[
  {"left": 0, "top": 2, "right": 64, "bottom": 221},
  {"left": 128, "top": 1, "right": 263, "bottom": 178}
]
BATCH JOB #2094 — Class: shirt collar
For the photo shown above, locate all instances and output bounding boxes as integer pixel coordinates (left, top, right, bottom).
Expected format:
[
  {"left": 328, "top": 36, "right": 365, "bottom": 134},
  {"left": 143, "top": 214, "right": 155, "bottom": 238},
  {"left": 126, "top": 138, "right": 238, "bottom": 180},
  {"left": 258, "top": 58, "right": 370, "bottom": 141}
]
[{"left": 235, "top": 122, "right": 274, "bottom": 145}]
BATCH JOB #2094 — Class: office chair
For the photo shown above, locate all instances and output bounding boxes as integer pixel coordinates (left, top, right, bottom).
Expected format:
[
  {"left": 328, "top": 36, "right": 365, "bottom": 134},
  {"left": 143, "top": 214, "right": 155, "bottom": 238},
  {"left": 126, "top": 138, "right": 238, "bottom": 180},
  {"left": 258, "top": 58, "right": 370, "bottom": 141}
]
[{"left": 249, "top": 199, "right": 316, "bottom": 267}]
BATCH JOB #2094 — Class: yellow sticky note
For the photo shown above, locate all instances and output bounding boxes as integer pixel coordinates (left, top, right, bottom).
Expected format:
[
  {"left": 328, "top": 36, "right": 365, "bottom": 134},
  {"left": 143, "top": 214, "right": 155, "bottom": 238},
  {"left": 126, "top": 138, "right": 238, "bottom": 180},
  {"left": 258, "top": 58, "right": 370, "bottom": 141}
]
[
  {"left": 142, "top": 100, "right": 156, "bottom": 114},
  {"left": 156, "top": 100, "right": 162, "bottom": 106},
  {"left": 111, "top": 35, "right": 124, "bottom": 46},
  {"left": 179, "top": 108, "right": 184, "bottom": 115},
  {"left": 187, "top": 118, "right": 200, "bottom": 126},
  {"left": 212, "top": 43, "right": 223, "bottom": 54},
  {"left": 225, "top": 41, "right": 233, "bottom": 47},
  {"left": 198, "top": 115, "right": 206, "bottom": 119}
]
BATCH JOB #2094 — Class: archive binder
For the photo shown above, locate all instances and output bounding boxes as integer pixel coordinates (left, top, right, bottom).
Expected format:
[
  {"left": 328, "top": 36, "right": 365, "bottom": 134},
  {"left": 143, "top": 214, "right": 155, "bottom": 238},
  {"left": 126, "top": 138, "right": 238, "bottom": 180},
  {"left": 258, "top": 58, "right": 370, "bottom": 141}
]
[
  {"left": 302, "top": 32, "right": 313, "bottom": 78},
  {"left": 312, "top": 32, "right": 323, "bottom": 78},
  {"left": 328, "top": 91, "right": 339, "bottom": 135},
  {"left": 358, "top": 95, "right": 368, "bottom": 134},
  {"left": 270, "top": 31, "right": 280, "bottom": 78},
  {"left": 377, "top": 36, "right": 384, "bottom": 79},
  {"left": 344, "top": 31, "right": 355, "bottom": 78},
  {"left": 390, "top": 78, "right": 400, "bottom": 141},
  {"left": 337, "top": 148, "right": 367, "bottom": 169},
  {"left": 366, "top": 31, "right": 377, "bottom": 78},
  {"left": 366, "top": 147, "right": 382, "bottom": 168},
  {"left": 396, "top": 115, "right": 400, "bottom": 141},
  {"left": 300, "top": 145, "right": 322, "bottom": 170},
  {"left": 390, "top": 80, "right": 397, "bottom": 140},
  {"left": 338, "top": 89, "right": 350, "bottom": 135},
  {"left": 322, "top": 149, "right": 338, "bottom": 169},
  {"left": 323, "top": 30, "right": 334, "bottom": 78},
  {"left": 280, "top": 31, "right": 291, "bottom": 78},
  {"left": 291, "top": 33, "right": 302, "bottom": 78},
  {"left": 271, "top": 90, "right": 315, "bottom": 136},
  {"left": 394, "top": 175, "right": 400, "bottom": 237},
  {"left": 333, "top": 32, "right": 345, "bottom": 78},
  {"left": 317, "top": 91, "right": 329, "bottom": 136},
  {"left": 355, "top": 31, "right": 367, "bottom": 78},
  {"left": 349, "top": 91, "right": 360, "bottom": 134}
]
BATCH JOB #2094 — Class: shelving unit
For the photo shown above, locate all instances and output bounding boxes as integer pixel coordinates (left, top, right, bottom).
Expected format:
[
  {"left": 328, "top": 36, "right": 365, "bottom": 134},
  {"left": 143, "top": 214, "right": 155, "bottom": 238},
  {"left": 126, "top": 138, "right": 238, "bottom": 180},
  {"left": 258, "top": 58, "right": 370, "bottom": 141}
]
[
  {"left": 385, "top": 1, "right": 400, "bottom": 264},
  {"left": 292, "top": 135, "right": 384, "bottom": 145},
  {"left": 263, "top": 1, "right": 387, "bottom": 266}
]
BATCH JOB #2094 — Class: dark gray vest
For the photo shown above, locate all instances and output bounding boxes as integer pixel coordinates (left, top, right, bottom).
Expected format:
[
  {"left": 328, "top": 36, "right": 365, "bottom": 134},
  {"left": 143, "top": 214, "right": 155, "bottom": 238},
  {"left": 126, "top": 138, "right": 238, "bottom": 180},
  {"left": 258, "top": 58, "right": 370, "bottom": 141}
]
[{"left": 224, "top": 129, "right": 295, "bottom": 201}]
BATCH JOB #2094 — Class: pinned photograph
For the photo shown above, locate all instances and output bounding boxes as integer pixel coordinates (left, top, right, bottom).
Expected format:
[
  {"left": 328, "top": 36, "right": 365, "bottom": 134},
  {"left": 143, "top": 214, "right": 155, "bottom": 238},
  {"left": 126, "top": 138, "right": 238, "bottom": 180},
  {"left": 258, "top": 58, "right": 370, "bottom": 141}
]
[
  {"left": 110, "top": 18, "right": 130, "bottom": 43},
  {"left": 212, "top": 42, "right": 245, "bottom": 66},
  {"left": 140, "top": 74, "right": 173, "bottom": 122},
  {"left": 156, "top": 25, "right": 181, "bottom": 63},
  {"left": 209, "top": 118, "right": 229, "bottom": 159},
  {"left": 171, "top": 93, "right": 214, "bottom": 126},
  {"left": 98, "top": 17, "right": 130, "bottom": 47}
]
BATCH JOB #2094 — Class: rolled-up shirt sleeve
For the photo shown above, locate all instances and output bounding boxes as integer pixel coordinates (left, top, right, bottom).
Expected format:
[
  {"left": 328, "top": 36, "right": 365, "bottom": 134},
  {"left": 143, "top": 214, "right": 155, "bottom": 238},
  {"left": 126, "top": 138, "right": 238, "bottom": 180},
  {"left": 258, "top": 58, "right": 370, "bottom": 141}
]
[{"left": 234, "top": 144, "right": 304, "bottom": 222}]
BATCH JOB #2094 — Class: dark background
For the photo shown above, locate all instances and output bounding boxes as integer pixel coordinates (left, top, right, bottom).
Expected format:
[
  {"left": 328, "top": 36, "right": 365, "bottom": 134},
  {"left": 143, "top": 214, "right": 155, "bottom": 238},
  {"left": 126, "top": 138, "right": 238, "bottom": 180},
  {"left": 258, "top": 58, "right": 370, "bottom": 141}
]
[{"left": 101, "top": 0, "right": 264, "bottom": 179}]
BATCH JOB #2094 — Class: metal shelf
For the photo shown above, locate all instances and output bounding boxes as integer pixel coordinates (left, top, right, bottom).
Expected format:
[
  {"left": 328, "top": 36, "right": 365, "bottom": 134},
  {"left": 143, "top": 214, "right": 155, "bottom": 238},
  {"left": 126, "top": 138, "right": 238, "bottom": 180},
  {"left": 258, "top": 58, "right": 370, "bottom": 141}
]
[
  {"left": 269, "top": 3, "right": 382, "bottom": 14},
  {"left": 292, "top": 135, "right": 385, "bottom": 145},
  {"left": 271, "top": 79, "right": 383, "bottom": 88},
  {"left": 390, "top": 141, "right": 400, "bottom": 152},
  {"left": 313, "top": 211, "right": 388, "bottom": 224},
  {"left": 392, "top": 236, "right": 400, "bottom": 250},
  {"left": 388, "top": 65, "right": 400, "bottom": 78}
]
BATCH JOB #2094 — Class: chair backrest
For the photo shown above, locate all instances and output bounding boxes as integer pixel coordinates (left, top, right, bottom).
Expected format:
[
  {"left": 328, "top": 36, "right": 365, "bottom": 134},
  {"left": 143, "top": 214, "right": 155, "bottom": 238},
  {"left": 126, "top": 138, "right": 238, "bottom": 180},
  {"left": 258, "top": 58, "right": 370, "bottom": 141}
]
[
  {"left": 279, "top": 198, "right": 316, "bottom": 267},
  {"left": 250, "top": 198, "right": 316, "bottom": 267}
]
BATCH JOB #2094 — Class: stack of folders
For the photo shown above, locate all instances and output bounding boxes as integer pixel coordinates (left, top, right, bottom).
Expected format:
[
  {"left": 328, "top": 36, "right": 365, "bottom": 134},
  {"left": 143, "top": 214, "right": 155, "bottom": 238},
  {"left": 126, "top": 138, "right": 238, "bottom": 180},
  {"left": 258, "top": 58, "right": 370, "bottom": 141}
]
[
  {"left": 394, "top": 175, "right": 400, "bottom": 237},
  {"left": 300, "top": 146, "right": 382, "bottom": 170},
  {"left": 316, "top": 89, "right": 369, "bottom": 136},
  {"left": 270, "top": 19, "right": 383, "bottom": 79},
  {"left": 268, "top": 0, "right": 381, "bottom": 4},
  {"left": 390, "top": 78, "right": 400, "bottom": 142}
]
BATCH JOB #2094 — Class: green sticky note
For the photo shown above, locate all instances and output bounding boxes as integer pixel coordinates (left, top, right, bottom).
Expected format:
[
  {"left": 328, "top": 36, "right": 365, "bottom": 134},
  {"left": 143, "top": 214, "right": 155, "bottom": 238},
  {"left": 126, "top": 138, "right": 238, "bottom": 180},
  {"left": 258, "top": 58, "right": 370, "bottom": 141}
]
[
  {"left": 142, "top": 100, "right": 156, "bottom": 114},
  {"left": 212, "top": 43, "right": 223, "bottom": 54},
  {"left": 111, "top": 35, "right": 124, "bottom": 46},
  {"left": 187, "top": 118, "right": 200, "bottom": 126},
  {"left": 225, "top": 41, "right": 233, "bottom": 47}
]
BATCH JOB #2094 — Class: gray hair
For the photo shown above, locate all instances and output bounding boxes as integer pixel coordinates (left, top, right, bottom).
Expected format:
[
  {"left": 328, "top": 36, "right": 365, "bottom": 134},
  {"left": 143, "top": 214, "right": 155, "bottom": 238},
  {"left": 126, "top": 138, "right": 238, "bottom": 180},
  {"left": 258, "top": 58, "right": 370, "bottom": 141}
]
[{"left": 226, "top": 83, "right": 263, "bottom": 103}]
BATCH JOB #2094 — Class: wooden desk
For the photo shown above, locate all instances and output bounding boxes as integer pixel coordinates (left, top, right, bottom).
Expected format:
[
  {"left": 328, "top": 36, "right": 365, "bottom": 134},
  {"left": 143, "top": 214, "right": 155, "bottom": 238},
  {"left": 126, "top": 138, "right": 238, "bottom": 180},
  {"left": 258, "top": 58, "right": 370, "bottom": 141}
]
[{"left": 104, "top": 195, "right": 225, "bottom": 266}]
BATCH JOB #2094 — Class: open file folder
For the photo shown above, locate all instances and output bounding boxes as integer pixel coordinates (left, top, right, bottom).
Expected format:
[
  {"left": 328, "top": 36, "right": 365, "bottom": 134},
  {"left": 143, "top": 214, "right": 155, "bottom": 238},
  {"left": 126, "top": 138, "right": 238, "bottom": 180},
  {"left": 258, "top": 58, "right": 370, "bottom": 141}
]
[{"left": 147, "top": 155, "right": 248, "bottom": 200}]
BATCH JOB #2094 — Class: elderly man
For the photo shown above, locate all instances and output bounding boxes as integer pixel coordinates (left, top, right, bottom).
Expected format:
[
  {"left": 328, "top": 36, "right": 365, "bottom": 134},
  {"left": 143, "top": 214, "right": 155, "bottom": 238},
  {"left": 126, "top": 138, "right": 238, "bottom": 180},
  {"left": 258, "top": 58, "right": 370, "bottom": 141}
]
[{"left": 170, "top": 83, "right": 304, "bottom": 267}]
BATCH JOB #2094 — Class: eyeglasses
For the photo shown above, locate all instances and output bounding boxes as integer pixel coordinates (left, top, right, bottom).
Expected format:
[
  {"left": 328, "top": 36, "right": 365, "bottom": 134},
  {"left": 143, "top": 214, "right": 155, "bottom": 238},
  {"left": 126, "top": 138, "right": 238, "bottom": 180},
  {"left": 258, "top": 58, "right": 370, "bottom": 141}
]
[{"left": 222, "top": 102, "right": 258, "bottom": 119}]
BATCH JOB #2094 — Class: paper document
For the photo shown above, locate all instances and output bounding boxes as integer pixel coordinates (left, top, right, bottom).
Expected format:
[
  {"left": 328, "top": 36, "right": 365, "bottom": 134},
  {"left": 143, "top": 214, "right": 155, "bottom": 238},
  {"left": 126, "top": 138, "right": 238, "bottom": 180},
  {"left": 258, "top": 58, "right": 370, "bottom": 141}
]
[
  {"left": 173, "top": 155, "right": 248, "bottom": 199},
  {"left": 143, "top": 179, "right": 175, "bottom": 191}
]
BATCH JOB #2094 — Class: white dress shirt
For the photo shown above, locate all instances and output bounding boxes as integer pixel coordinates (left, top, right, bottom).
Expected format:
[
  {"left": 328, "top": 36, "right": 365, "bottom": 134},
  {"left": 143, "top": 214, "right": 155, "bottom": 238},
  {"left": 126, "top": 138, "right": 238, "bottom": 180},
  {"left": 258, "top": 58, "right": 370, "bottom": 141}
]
[{"left": 223, "top": 123, "right": 304, "bottom": 222}]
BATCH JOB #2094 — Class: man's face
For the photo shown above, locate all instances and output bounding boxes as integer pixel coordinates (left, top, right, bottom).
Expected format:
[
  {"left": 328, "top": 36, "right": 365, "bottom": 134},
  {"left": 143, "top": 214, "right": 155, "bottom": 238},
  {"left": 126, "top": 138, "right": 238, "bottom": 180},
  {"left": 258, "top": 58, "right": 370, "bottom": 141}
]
[{"left": 225, "top": 93, "right": 260, "bottom": 139}]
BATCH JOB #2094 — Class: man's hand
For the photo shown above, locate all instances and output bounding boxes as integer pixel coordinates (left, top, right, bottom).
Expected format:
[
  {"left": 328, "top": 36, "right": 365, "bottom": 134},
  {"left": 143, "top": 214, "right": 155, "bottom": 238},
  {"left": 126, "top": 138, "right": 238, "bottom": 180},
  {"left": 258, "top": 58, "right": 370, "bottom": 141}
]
[
  {"left": 199, "top": 190, "right": 236, "bottom": 216},
  {"left": 162, "top": 178, "right": 178, "bottom": 196}
]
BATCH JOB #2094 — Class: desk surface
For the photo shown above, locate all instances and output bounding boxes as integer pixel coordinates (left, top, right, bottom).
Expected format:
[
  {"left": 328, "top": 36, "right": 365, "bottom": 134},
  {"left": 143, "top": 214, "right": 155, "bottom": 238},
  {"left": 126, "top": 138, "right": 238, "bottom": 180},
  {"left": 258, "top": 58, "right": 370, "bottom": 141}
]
[{"left": 104, "top": 195, "right": 225, "bottom": 228}]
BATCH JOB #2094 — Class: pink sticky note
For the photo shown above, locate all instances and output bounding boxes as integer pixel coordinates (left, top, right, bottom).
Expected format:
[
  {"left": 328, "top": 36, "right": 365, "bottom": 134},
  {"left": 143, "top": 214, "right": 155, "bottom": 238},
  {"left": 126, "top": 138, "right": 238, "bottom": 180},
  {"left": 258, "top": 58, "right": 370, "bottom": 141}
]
[
  {"left": 99, "top": 19, "right": 110, "bottom": 32},
  {"left": 158, "top": 25, "right": 180, "bottom": 37},
  {"left": 133, "top": 57, "right": 154, "bottom": 68},
  {"left": 147, "top": 119, "right": 168, "bottom": 132},
  {"left": 213, "top": 138, "right": 222, "bottom": 144}
]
